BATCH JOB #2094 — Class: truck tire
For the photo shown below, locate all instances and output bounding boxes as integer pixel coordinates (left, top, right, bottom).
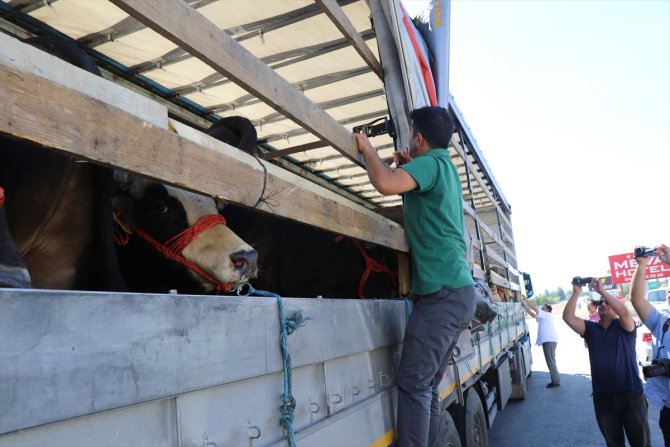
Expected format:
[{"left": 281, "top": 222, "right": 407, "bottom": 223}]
[
  {"left": 437, "top": 410, "right": 462, "bottom": 447},
  {"left": 454, "top": 389, "right": 489, "bottom": 447}
]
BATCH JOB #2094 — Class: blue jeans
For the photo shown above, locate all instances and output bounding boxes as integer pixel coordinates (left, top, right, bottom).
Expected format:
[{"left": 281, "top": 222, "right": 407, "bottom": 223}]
[
  {"left": 592, "top": 391, "right": 650, "bottom": 447},
  {"left": 395, "top": 285, "right": 476, "bottom": 447}
]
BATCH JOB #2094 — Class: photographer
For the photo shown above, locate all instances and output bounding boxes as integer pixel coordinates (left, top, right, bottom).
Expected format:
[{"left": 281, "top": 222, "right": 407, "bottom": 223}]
[
  {"left": 630, "top": 244, "right": 670, "bottom": 445},
  {"left": 563, "top": 278, "right": 650, "bottom": 447}
]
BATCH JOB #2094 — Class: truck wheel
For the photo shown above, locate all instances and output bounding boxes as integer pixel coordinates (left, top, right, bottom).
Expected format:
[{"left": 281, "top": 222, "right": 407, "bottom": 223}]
[
  {"left": 454, "top": 389, "right": 489, "bottom": 447},
  {"left": 437, "top": 410, "right": 462, "bottom": 447}
]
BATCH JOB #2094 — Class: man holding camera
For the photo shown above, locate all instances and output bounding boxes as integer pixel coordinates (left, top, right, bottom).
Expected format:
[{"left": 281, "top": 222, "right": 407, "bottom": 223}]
[
  {"left": 630, "top": 244, "right": 670, "bottom": 445},
  {"left": 563, "top": 278, "right": 650, "bottom": 447}
]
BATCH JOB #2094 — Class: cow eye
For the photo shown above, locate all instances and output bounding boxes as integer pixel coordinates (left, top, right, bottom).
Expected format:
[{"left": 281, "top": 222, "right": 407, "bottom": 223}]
[{"left": 153, "top": 203, "right": 170, "bottom": 215}]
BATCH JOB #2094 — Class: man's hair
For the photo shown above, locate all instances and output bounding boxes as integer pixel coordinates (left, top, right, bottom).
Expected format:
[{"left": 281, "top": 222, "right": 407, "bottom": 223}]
[
  {"left": 410, "top": 106, "right": 455, "bottom": 149},
  {"left": 543, "top": 304, "right": 553, "bottom": 312}
]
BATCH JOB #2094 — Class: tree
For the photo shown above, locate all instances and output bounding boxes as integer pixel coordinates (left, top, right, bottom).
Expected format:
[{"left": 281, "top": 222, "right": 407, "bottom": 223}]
[{"left": 557, "top": 287, "right": 566, "bottom": 301}]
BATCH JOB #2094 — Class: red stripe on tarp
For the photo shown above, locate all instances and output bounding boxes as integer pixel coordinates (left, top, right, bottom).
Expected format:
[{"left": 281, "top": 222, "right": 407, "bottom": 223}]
[{"left": 400, "top": 7, "right": 437, "bottom": 106}]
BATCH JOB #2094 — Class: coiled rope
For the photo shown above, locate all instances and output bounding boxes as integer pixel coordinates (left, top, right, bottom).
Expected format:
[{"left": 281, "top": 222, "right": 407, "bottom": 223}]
[{"left": 246, "top": 284, "right": 311, "bottom": 447}]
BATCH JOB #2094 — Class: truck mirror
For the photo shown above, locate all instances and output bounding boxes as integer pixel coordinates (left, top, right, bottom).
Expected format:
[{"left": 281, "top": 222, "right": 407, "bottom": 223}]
[{"left": 522, "top": 272, "right": 534, "bottom": 298}]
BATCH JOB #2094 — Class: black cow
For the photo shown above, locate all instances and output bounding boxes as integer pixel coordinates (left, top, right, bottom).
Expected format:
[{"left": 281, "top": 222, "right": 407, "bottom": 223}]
[
  {"left": 0, "top": 36, "right": 257, "bottom": 294},
  {"left": 202, "top": 121, "right": 399, "bottom": 299},
  {"left": 224, "top": 206, "right": 399, "bottom": 298}
]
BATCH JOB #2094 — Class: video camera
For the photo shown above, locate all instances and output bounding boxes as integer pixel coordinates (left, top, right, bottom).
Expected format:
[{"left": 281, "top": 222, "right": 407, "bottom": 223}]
[
  {"left": 642, "top": 359, "right": 670, "bottom": 379},
  {"left": 572, "top": 276, "right": 593, "bottom": 286},
  {"left": 634, "top": 246, "right": 657, "bottom": 258},
  {"left": 352, "top": 117, "right": 396, "bottom": 139}
]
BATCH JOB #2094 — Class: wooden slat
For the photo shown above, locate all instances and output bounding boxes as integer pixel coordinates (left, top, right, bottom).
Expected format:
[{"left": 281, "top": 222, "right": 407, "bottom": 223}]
[
  {"left": 485, "top": 247, "right": 508, "bottom": 270},
  {"left": 0, "top": 57, "right": 408, "bottom": 252},
  {"left": 490, "top": 270, "right": 510, "bottom": 289},
  {"left": 109, "top": 0, "right": 363, "bottom": 165},
  {"left": 315, "top": 0, "right": 383, "bottom": 78},
  {"left": 452, "top": 141, "right": 497, "bottom": 208},
  {"left": 473, "top": 264, "right": 486, "bottom": 281},
  {"left": 479, "top": 220, "right": 516, "bottom": 261},
  {"left": 260, "top": 140, "right": 328, "bottom": 160},
  {"left": 0, "top": 33, "right": 166, "bottom": 129}
]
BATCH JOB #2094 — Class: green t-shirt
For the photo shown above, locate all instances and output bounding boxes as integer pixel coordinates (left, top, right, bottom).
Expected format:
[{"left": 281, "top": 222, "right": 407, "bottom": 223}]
[{"left": 399, "top": 148, "right": 473, "bottom": 295}]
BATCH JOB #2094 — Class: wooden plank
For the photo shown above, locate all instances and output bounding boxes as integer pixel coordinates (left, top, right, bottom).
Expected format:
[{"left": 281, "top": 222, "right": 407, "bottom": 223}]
[
  {"left": 485, "top": 247, "right": 508, "bottom": 270},
  {"left": 261, "top": 140, "right": 328, "bottom": 160},
  {"left": 0, "top": 33, "right": 167, "bottom": 129},
  {"left": 478, "top": 220, "right": 516, "bottom": 261},
  {"left": 0, "top": 60, "right": 408, "bottom": 252},
  {"left": 452, "top": 140, "right": 497, "bottom": 208},
  {"left": 108, "top": 0, "right": 363, "bottom": 165},
  {"left": 490, "top": 270, "right": 510, "bottom": 289},
  {"left": 315, "top": 0, "right": 383, "bottom": 78},
  {"left": 473, "top": 264, "right": 486, "bottom": 281}
]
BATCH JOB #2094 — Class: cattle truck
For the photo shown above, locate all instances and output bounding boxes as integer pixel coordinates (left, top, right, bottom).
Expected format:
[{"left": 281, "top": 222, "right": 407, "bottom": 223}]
[{"left": 0, "top": 0, "right": 532, "bottom": 446}]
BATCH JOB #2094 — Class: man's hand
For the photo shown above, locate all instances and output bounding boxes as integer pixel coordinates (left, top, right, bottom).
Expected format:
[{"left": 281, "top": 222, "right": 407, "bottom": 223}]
[
  {"left": 635, "top": 252, "right": 651, "bottom": 267},
  {"left": 353, "top": 132, "right": 374, "bottom": 155},
  {"left": 572, "top": 283, "right": 583, "bottom": 296},
  {"left": 592, "top": 279, "right": 604, "bottom": 294},
  {"left": 657, "top": 244, "right": 669, "bottom": 265},
  {"left": 394, "top": 148, "right": 412, "bottom": 166}
]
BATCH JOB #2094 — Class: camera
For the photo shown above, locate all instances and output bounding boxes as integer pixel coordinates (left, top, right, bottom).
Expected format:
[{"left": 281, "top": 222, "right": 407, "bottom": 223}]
[
  {"left": 352, "top": 117, "right": 396, "bottom": 138},
  {"left": 634, "top": 246, "right": 657, "bottom": 258},
  {"left": 642, "top": 358, "right": 670, "bottom": 379},
  {"left": 572, "top": 276, "right": 593, "bottom": 286}
]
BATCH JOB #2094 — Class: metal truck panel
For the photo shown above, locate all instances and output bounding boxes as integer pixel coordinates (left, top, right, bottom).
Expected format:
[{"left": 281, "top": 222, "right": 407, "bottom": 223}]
[{"left": 0, "top": 289, "right": 406, "bottom": 435}]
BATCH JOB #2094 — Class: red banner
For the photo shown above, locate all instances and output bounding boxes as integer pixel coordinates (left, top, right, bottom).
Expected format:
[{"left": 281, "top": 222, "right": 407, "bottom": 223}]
[{"left": 608, "top": 252, "right": 670, "bottom": 284}]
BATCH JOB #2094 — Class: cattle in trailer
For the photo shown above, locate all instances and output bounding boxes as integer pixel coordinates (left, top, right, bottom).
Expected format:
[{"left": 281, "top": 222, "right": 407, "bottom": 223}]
[
  {"left": 0, "top": 36, "right": 257, "bottom": 294},
  {"left": 224, "top": 205, "right": 399, "bottom": 298},
  {"left": 202, "top": 121, "right": 399, "bottom": 299}
]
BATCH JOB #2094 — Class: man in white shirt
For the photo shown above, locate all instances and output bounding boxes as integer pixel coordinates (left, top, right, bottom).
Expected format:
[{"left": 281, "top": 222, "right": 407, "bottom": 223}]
[{"left": 524, "top": 299, "right": 560, "bottom": 388}]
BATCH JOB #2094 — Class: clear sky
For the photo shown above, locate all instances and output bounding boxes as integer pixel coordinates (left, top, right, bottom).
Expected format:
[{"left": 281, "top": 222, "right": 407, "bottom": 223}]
[{"left": 402, "top": 0, "right": 670, "bottom": 294}]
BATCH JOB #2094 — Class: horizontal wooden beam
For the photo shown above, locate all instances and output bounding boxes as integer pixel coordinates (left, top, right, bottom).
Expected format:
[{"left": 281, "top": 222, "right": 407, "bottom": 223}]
[
  {"left": 0, "top": 33, "right": 166, "bottom": 129},
  {"left": 0, "top": 50, "right": 408, "bottom": 252},
  {"left": 315, "top": 0, "right": 383, "bottom": 78},
  {"left": 109, "top": 0, "right": 364, "bottom": 166},
  {"left": 260, "top": 140, "right": 328, "bottom": 160}
]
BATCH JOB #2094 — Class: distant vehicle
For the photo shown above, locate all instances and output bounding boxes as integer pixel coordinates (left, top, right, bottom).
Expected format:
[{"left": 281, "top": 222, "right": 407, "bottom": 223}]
[
  {"left": 636, "top": 289, "right": 668, "bottom": 366},
  {"left": 647, "top": 289, "right": 668, "bottom": 312}
]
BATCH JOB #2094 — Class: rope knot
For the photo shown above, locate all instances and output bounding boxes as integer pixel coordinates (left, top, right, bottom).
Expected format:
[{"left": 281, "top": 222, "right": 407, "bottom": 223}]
[{"left": 284, "top": 310, "right": 312, "bottom": 335}]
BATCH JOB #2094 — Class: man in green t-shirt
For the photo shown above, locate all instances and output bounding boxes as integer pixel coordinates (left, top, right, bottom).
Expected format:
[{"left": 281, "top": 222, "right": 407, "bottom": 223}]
[{"left": 354, "top": 106, "right": 479, "bottom": 446}]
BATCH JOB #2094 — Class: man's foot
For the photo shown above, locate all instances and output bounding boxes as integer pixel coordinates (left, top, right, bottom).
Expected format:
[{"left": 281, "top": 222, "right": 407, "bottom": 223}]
[{"left": 546, "top": 383, "right": 560, "bottom": 388}]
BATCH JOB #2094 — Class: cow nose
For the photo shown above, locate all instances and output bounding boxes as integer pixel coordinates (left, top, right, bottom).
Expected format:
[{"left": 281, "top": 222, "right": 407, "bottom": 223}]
[{"left": 230, "top": 249, "right": 258, "bottom": 275}]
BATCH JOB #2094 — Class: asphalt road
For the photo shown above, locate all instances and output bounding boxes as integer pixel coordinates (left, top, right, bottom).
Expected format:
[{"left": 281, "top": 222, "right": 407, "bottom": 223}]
[{"left": 488, "top": 314, "right": 664, "bottom": 446}]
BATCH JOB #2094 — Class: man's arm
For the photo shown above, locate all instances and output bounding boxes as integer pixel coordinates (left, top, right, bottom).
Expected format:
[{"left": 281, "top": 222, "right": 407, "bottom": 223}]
[
  {"left": 354, "top": 133, "right": 417, "bottom": 195},
  {"left": 522, "top": 298, "right": 537, "bottom": 317},
  {"left": 630, "top": 255, "right": 652, "bottom": 323},
  {"left": 563, "top": 285, "right": 586, "bottom": 335},
  {"left": 595, "top": 280, "right": 635, "bottom": 332}
]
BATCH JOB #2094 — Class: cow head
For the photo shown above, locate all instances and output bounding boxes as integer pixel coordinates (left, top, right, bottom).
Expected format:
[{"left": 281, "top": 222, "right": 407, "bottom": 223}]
[{"left": 113, "top": 177, "right": 257, "bottom": 294}]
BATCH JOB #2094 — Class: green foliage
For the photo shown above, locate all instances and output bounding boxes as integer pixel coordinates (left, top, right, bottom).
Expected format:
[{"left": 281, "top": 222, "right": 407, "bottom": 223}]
[{"left": 529, "top": 287, "right": 572, "bottom": 306}]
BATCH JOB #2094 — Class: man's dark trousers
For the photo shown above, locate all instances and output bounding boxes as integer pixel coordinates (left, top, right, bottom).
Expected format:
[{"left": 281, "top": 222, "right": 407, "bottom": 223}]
[
  {"left": 395, "top": 285, "right": 476, "bottom": 447},
  {"left": 593, "top": 391, "right": 650, "bottom": 447}
]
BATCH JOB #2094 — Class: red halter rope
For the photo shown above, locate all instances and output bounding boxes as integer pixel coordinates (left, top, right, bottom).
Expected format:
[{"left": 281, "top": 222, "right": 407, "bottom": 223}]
[
  {"left": 115, "top": 214, "right": 235, "bottom": 293},
  {"left": 0, "top": 187, "right": 5, "bottom": 208},
  {"left": 335, "top": 235, "right": 398, "bottom": 299}
]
